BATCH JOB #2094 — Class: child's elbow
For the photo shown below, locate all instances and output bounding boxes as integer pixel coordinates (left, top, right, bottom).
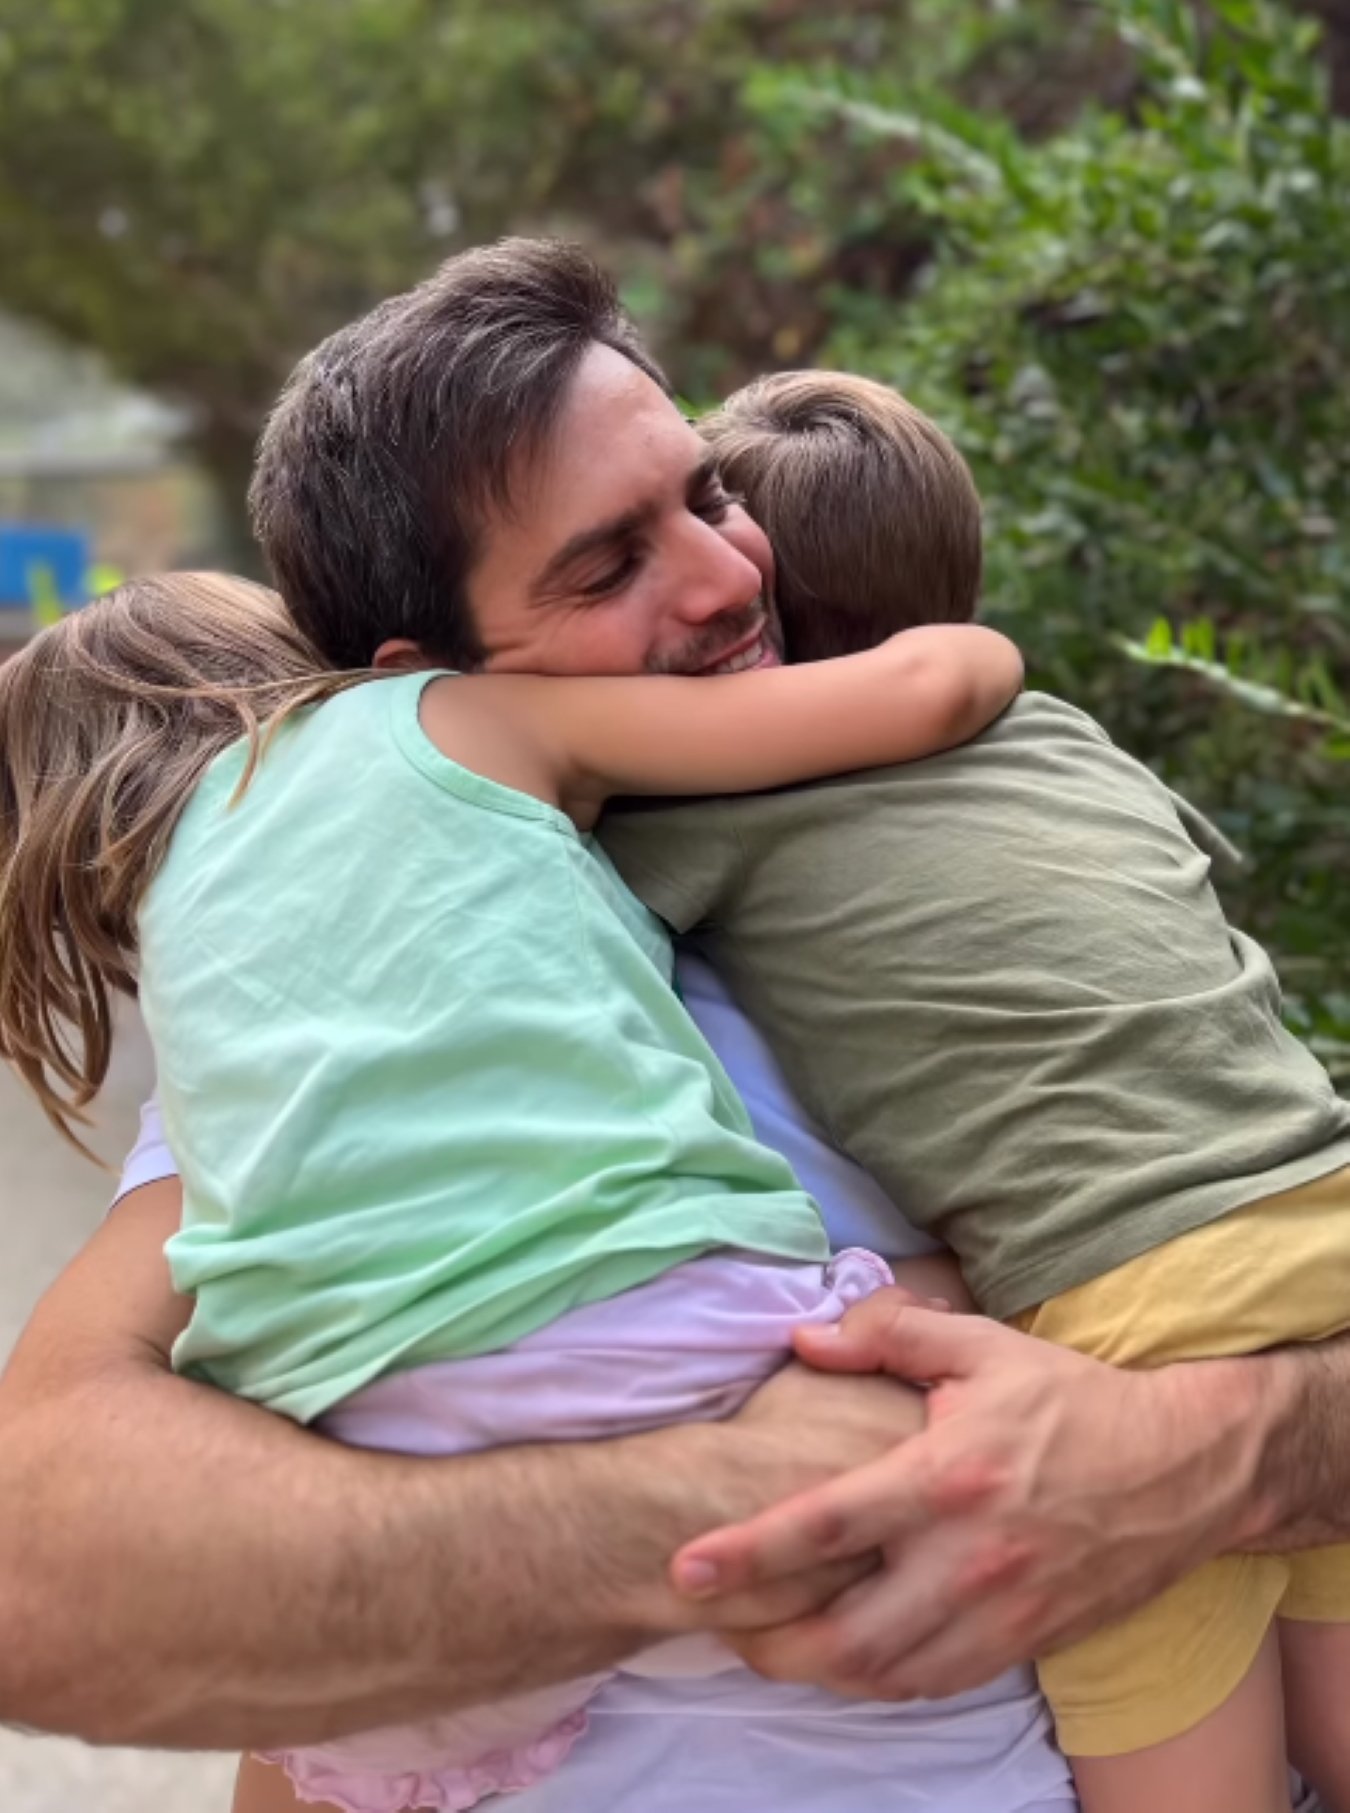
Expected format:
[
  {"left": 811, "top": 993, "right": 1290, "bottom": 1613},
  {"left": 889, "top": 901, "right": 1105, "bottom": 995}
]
[
  {"left": 969, "top": 631, "right": 1024, "bottom": 728},
  {"left": 907, "top": 630, "right": 1022, "bottom": 751}
]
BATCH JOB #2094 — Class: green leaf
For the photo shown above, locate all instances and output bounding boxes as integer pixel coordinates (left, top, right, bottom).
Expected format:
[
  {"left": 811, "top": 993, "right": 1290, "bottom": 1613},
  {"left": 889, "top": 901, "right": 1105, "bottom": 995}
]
[{"left": 1146, "top": 617, "right": 1175, "bottom": 657}]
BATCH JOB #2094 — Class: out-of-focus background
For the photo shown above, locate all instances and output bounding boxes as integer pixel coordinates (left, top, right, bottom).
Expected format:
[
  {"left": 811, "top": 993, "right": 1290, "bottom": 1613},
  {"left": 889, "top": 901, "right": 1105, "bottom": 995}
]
[
  {"left": 1, "top": 0, "right": 1346, "bottom": 1060},
  {"left": 0, "top": 0, "right": 1347, "bottom": 1805}
]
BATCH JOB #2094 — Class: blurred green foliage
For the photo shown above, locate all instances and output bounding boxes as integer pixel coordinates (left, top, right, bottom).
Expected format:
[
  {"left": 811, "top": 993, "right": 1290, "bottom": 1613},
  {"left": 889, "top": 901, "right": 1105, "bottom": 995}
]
[
  {"left": 0, "top": 1, "right": 1114, "bottom": 528},
  {"left": 0, "top": 0, "right": 1344, "bottom": 1071},
  {"left": 25, "top": 560, "right": 124, "bottom": 625},
  {"left": 756, "top": 0, "right": 1350, "bottom": 1075}
]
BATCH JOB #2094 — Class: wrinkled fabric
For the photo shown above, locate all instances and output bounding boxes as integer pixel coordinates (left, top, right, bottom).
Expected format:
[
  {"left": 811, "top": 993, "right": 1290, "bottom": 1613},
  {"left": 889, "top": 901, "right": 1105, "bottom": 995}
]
[
  {"left": 116, "top": 964, "right": 1082, "bottom": 1812},
  {"left": 603, "top": 693, "right": 1350, "bottom": 1320},
  {"left": 143, "top": 672, "right": 828, "bottom": 1424},
  {"left": 268, "top": 1248, "right": 891, "bottom": 1811},
  {"left": 500, "top": 1669, "right": 1079, "bottom": 1813}
]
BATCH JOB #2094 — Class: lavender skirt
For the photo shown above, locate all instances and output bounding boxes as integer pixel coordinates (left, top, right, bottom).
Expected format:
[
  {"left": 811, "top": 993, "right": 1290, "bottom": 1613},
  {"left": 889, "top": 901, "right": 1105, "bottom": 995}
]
[{"left": 266, "top": 1248, "right": 892, "bottom": 1812}]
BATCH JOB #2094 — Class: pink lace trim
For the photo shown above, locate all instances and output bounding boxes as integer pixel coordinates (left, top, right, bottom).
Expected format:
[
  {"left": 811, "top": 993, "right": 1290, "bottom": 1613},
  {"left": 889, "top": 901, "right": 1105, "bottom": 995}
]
[{"left": 264, "top": 1709, "right": 589, "bottom": 1813}]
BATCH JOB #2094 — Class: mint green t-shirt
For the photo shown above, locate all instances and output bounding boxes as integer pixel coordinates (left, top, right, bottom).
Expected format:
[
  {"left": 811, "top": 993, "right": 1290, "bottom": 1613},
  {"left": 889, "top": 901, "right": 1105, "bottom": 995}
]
[{"left": 140, "top": 673, "right": 827, "bottom": 1423}]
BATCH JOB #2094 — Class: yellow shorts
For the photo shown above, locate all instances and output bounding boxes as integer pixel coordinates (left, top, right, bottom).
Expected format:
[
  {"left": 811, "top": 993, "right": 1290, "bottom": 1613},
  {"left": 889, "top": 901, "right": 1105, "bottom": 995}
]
[{"left": 1011, "top": 1165, "right": 1350, "bottom": 1758}]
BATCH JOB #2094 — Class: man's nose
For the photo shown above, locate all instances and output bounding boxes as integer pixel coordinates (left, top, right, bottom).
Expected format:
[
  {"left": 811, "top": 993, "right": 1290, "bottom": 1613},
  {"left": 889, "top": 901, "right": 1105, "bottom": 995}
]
[{"left": 674, "top": 516, "right": 764, "bottom": 623}]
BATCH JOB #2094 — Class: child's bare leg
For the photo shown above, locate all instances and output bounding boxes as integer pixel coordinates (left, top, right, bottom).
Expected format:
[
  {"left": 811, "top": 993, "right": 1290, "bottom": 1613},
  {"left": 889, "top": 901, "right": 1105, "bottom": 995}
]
[
  {"left": 232, "top": 1752, "right": 349, "bottom": 1813},
  {"left": 1281, "top": 1617, "right": 1350, "bottom": 1813},
  {"left": 1069, "top": 1629, "right": 1291, "bottom": 1813}
]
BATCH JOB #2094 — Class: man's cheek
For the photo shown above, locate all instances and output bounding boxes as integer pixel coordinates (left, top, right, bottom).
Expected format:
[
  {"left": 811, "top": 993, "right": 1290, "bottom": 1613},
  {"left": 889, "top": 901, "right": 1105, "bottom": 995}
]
[{"left": 577, "top": 614, "right": 660, "bottom": 678}]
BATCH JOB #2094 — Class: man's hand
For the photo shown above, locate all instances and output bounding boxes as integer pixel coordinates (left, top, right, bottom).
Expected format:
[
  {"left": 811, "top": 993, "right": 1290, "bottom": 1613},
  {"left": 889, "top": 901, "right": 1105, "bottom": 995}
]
[
  {"left": 627, "top": 1356, "right": 927, "bottom": 1640},
  {"left": 671, "top": 1294, "right": 1270, "bottom": 1699}
]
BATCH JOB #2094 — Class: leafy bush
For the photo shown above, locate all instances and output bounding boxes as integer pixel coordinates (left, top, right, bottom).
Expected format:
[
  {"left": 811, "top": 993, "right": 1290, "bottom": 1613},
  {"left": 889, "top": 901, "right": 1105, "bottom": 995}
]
[{"left": 753, "top": 0, "right": 1350, "bottom": 1079}]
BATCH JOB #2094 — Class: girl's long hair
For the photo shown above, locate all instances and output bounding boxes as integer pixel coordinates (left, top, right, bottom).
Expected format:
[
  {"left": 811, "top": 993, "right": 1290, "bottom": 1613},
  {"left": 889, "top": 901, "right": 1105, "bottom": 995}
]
[{"left": 0, "top": 571, "right": 366, "bottom": 1155}]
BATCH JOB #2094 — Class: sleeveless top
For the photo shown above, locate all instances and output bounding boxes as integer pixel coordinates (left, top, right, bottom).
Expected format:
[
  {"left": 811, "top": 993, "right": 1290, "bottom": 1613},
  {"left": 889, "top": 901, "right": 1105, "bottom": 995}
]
[{"left": 141, "top": 672, "right": 827, "bottom": 1421}]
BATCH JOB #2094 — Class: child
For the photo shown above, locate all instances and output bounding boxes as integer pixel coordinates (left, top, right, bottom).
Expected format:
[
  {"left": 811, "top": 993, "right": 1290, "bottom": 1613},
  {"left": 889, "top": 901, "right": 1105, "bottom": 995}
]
[
  {"left": 599, "top": 371, "right": 1350, "bottom": 1813},
  {"left": 0, "top": 570, "right": 1020, "bottom": 1813}
]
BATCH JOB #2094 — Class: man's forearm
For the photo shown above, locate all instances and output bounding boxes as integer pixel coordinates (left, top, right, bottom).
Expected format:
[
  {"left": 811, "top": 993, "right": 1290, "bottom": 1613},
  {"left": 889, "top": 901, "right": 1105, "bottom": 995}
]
[
  {"left": 0, "top": 1343, "right": 750, "bottom": 1749},
  {"left": 1241, "top": 1332, "right": 1350, "bottom": 1554},
  {"left": 0, "top": 1185, "right": 759, "bottom": 1751},
  {"left": 0, "top": 1186, "right": 914, "bottom": 1750}
]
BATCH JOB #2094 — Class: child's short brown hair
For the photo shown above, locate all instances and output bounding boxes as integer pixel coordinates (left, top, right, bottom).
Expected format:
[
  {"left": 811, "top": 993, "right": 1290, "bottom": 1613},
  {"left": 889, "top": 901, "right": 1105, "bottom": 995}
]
[{"left": 699, "top": 371, "right": 983, "bottom": 662}]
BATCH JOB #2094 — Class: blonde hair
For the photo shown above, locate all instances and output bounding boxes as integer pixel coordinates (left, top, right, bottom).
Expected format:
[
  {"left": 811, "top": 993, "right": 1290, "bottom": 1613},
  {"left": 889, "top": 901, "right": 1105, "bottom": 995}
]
[
  {"left": 700, "top": 371, "right": 983, "bottom": 663},
  {"left": 0, "top": 572, "right": 365, "bottom": 1155}
]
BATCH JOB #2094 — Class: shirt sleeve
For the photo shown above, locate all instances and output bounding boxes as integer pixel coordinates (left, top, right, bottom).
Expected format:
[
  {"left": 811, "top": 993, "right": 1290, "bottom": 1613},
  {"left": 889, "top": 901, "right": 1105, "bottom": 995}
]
[
  {"left": 110, "top": 1093, "right": 179, "bottom": 1209},
  {"left": 597, "top": 799, "right": 744, "bottom": 934}
]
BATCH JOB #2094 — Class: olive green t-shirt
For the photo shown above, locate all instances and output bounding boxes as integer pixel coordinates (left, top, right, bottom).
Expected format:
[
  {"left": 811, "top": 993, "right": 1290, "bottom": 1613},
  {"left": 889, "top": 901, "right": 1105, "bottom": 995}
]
[{"left": 599, "top": 693, "right": 1350, "bottom": 1320}]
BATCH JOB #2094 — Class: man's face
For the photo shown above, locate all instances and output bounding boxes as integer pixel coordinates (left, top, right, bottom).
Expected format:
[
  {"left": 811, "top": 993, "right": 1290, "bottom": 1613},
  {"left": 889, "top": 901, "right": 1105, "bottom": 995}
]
[{"left": 468, "top": 344, "right": 782, "bottom": 677}]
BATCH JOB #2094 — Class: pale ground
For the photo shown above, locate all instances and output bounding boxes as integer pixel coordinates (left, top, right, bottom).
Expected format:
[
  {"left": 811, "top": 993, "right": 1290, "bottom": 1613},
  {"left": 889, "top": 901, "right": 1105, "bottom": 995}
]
[{"left": 0, "top": 1007, "right": 237, "bottom": 1811}]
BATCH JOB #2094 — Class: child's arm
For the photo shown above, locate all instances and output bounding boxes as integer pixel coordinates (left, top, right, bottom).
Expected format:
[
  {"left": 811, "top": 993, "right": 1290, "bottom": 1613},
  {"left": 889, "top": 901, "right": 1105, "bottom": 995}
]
[
  {"left": 427, "top": 625, "right": 1021, "bottom": 827},
  {"left": 560, "top": 625, "right": 1020, "bottom": 821}
]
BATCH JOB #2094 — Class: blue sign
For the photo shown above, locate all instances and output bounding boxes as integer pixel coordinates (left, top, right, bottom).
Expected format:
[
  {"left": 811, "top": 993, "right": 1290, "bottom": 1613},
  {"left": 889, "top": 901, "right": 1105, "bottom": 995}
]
[{"left": 0, "top": 524, "right": 91, "bottom": 610}]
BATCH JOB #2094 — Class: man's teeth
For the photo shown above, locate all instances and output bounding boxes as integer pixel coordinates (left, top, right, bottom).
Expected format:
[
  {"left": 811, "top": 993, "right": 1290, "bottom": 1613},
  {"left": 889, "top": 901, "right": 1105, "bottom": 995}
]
[{"left": 710, "top": 636, "right": 763, "bottom": 674}]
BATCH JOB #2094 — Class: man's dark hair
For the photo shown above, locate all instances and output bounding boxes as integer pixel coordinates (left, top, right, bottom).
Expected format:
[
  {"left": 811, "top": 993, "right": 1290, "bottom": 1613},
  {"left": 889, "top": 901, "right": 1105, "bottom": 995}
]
[
  {"left": 699, "top": 371, "right": 983, "bottom": 664},
  {"left": 249, "top": 238, "right": 670, "bottom": 669}
]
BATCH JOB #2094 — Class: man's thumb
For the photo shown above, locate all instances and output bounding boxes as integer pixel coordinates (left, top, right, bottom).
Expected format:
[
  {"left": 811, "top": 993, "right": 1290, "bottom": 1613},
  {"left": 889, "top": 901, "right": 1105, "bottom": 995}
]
[{"left": 794, "top": 1300, "right": 987, "bottom": 1383}]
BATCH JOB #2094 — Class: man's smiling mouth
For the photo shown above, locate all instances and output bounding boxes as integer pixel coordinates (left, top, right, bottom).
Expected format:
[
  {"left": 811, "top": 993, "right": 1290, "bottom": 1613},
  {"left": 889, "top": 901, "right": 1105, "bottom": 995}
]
[{"left": 698, "top": 620, "right": 778, "bottom": 676}]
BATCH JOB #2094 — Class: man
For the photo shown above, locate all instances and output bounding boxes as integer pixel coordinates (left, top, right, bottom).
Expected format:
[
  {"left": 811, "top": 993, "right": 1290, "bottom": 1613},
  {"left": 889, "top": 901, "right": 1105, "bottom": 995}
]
[{"left": 0, "top": 238, "right": 1345, "bottom": 1773}]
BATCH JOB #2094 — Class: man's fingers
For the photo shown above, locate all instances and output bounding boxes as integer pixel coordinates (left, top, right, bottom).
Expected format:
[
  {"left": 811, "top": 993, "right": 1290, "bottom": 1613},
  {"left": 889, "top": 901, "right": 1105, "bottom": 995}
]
[
  {"left": 693, "top": 1556, "right": 875, "bottom": 1633},
  {"left": 788, "top": 1289, "right": 920, "bottom": 1374},
  {"left": 793, "top": 1301, "right": 997, "bottom": 1381},
  {"left": 726, "top": 1525, "right": 1046, "bottom": 1700},
  {"left": 727, "top": 1556, "right": 958, "bottom": 1696},
  {"left": 725, "top": 1611, "right": 844, "bottom": 1687},
  {"left": 842, "top": 1600, "right": 1048, "bottom": 1702},
  {"left": 672, "top": 1448, "right": 925, "bottom": 1598}
]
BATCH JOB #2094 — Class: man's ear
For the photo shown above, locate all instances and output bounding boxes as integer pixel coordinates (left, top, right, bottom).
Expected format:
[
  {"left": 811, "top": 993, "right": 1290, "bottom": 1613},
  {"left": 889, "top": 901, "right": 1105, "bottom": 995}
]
[{"left": 372, "top": 638, "right": 429, "bottom": 673}]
